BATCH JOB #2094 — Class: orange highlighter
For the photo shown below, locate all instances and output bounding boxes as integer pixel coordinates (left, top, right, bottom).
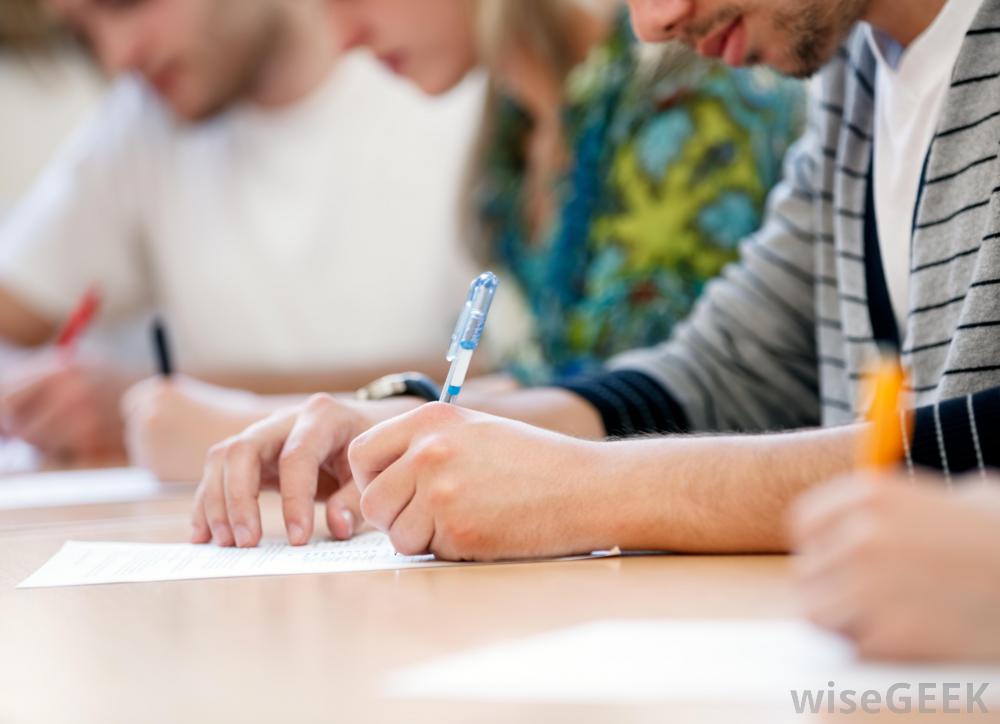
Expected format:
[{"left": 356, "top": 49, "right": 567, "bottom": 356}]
[{"left": 860, "top": 355, "right": 911, "bottom": 470}]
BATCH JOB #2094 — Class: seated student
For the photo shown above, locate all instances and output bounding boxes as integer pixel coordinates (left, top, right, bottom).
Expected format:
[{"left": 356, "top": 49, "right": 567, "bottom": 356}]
[
  {"left": 124, "top": 0, "right": 803, "bottom": 479},
  {"left": 0, "top": 0, "right": 475, "bottom": 462},
  {"left": 192, "top": 0, "right": 1000, "bottom": 559},
  {"left": 792, "top": 472, "right": 1000, "bottom": 661}
]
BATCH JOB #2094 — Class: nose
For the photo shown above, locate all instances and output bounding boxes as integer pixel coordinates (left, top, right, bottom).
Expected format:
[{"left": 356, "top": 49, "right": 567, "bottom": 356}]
[{"left": 626, "top": 0, "right": 694, "bottom": 42}]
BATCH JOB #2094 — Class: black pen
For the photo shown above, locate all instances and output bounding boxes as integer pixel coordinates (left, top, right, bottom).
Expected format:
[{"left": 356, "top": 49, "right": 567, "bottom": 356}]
[{"left": 152, "top": 318, "right": 173, "bottom": 377}]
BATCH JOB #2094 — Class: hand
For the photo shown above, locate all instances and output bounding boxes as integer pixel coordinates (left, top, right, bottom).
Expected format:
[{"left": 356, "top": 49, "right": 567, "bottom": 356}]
[
  {"left": 790, "top": 473, "right": 1000, "bottom": 661},
  {"left": 192, "top": 393, "right": 421, "bottom": 548},
  {"left": 122, "top": 375, "right": 274, "bottom": 482},
  {"left": 0, "top": 349, "right": 135, "bottom": 460},
  {"left": 348, "top": 402, "right": 611, "bottom": 561}
]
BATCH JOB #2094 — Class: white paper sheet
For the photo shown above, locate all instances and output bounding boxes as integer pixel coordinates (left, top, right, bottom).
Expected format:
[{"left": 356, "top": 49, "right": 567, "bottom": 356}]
[
  {"left": 0, "top": 467, "right": 189, "bottom": 510},
  {"left": 384, "top": 620, "right": 1000, "bottom": 706},
  {"left": 17, "top": 532, "right": 619, "bottom": 588}
]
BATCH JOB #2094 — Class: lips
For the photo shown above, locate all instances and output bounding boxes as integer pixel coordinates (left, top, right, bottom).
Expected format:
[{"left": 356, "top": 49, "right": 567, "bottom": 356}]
[{"left": 696, "top": 16, "right": 747, "bottom": 67}]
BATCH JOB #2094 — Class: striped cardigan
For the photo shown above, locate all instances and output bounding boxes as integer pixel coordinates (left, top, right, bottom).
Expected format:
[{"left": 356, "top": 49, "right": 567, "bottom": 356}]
[{"left": 562, "top": 2, "right": 1000, "bottom": 479}]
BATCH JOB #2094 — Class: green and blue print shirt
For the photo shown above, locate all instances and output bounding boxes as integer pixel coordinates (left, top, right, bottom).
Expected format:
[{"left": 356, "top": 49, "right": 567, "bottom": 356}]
[{"left": 479, "top": 14, "right": 805, "bottom": 384}]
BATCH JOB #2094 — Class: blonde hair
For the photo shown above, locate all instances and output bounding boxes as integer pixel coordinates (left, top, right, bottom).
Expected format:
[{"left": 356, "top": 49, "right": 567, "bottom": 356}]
[
  {"left": 475, "top": 0, "right": 581, "bottom": 85},
  {"left": 464, "top": 0, "right": 604, "bottom": 263}
]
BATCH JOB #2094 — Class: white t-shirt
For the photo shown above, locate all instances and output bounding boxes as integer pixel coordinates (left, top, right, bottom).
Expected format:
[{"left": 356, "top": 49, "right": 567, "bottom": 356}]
[
  {"left": 868, "top": 0, "right": 983, "bottom": 332},
  {"left": 0, "top": 53, "right": 483, "bottom": 374}
]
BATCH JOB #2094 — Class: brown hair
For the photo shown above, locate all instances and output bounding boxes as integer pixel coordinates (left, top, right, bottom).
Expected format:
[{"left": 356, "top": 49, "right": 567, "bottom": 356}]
[{"left": 0, "top": 0, "right": 66, "bottom": 52}]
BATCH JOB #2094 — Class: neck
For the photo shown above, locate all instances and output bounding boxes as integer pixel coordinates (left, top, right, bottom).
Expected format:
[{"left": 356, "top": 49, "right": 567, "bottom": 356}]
[
  {"left": 252, "top": 2, "right": 339, "bottom": 109},
  {"left": 864, "top": 0, "right": 949, "bottom": 47}
]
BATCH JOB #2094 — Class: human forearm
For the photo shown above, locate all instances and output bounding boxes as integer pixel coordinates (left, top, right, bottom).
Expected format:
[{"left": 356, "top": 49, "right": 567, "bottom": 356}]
[
  {"left": 589, "top": 424, "right": 863, "bottom": 553},
  {"left": 458, "top": 386, "right": 606, "bottom": 439}
]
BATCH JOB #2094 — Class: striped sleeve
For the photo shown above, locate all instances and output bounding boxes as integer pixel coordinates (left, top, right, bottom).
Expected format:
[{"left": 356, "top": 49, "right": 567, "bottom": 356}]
[{"left": 908, "top": 387, "right": 1000, "bottom": 477}]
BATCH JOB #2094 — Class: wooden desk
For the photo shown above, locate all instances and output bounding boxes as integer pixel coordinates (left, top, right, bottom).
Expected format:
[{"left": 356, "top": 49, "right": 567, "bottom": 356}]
[{"left": 0, "top": 492, "right": 812, "bottom": 724}]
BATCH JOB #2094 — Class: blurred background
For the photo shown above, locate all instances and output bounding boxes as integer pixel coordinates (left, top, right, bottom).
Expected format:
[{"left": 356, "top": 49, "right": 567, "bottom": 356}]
[
  {"left": 0, "top": 0, "right": 503, "bottom": 370},
  {"left": 0, "top": 0, "right": 801, "bottom": 480},
  {"left": 0, "top": 0, "right": 104, "bottom": 214}
]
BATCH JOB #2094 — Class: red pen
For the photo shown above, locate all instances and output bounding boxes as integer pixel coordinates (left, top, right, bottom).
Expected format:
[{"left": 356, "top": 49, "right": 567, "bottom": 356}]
[{"left": 55, "top": 286, "right": 102, "bottom": 349}]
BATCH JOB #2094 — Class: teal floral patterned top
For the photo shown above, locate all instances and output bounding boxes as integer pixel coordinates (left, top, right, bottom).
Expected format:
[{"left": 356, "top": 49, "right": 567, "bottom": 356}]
[{"left": 478, "top": 12, "right": 805, "bottom": 385}]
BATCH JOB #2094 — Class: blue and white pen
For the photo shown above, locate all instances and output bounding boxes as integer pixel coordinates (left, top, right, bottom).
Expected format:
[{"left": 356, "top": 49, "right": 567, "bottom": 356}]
[{"left": 440, "top": 272, "right": 498, "bottom": 404}]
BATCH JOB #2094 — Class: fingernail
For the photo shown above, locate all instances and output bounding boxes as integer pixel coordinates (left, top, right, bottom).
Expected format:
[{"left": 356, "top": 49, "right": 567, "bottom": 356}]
[
  {"left": 288, "top": 523, "right": 307, "bottom": 545},
  {"left": 233, "top": 524, "right": 252, "bottom": 548},
  {"left": 340, "top": 509, "right": 355, "bottom": 537}
]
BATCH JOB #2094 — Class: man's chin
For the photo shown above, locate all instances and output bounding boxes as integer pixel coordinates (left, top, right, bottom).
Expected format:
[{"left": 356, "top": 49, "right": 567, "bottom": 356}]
[
  {"left": 757, "top": 49, "right": 830, "bottom": 80},
  {"left": 155, "top": 89, "right": 227, "bottom": 123}
]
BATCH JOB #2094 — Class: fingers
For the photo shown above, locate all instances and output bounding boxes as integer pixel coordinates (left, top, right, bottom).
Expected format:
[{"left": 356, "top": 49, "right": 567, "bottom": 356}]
[
  {"left": 223, "top": 439, "right": 264, "bottom": 548},
  {"left": 0, "top": 362, "right": 56, "bottom": 426},
  {"left": 196, "top": 445, "right": 233, "bottom": 545},
  {"left": 190, "top": 395, "right": 372, "bottom": 548},
  {"left": 16, "top": 388, "right": 90, "bottom": 451},
  {"left": 278, "top": 395, "right": 366, "bottom": 545},
  {"left": 359, "top": 454, "right": 418, "bottom": 534},
  {"left": 1, "top": 372, "right": 56, "bottom": 441},
  {"left": 800, "top": 572, "right": 864, "bottom": 637},
  {"left": 190, "top": 467, "right": 213, "bottom": 544},
  {"left": 349, "top": 402, "right": 456, "bottom": 491},
  {"left": 789, "top": 475, "right": 880, "bottom": 547},
  {"left": 191, "top": 410, "right": 298, "bottom": 546},
  {"left": 120, "top": 376, "right": 168, "bottom": 421},
  {"left": 386, "top": 487, "right": 435, "bottom": 556},
  {"left": 325, "top": 484, "right": 361, "bottom": 541}
]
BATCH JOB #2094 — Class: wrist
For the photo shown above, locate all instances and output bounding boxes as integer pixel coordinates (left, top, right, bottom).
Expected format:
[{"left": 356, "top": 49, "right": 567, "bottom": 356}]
[{"left": 569, "top": 438, "right": 663, "bottom": 552}]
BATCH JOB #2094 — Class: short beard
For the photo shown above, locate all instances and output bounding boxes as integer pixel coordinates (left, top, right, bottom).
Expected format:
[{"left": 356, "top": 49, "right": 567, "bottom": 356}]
[
  {"left": 682, "top": 0, "right": 871, "bottom": 79},
  {"left": 775, "top": 0, "right": 870, "bottom": 78}
]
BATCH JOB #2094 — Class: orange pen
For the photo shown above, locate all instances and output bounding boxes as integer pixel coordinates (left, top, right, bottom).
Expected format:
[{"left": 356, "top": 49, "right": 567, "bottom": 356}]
[{"left": 860, "top": 354, "right": 911, "bottom": 470}]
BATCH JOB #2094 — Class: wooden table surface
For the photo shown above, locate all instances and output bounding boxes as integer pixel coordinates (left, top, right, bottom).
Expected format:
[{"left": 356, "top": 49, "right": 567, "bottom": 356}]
[{"left": 1, "top": 483, "right": 991, "bottom": 724}]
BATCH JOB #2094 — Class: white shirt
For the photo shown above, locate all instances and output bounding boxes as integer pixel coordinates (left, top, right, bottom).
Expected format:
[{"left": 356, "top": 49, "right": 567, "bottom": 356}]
[
  {"left": 867, "top": 0, "right": 983, "bottom": 332},
  {"left": 0, "top": 54, "right": 483, "bottom": 373}
]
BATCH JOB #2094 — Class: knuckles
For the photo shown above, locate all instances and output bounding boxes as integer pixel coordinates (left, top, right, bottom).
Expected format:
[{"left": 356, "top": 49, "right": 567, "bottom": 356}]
[
  {"left": 434, "top": 511, "right": 483, "bottom": 557},
  {"left": 223, "top": 437, "right": 257, "bottom": 463},
  {"left": 304, "top": 393, "right": 339, "bottom": 416},
  {"left": 414, "top": 401, "right": 465, "bottom": 426},
  {"left": 411, "top": 434, "right": 456, "bottom": 470}
]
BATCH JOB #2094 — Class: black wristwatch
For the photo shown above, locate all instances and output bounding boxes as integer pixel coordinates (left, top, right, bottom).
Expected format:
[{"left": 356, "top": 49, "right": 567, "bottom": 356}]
[{"left": 355, "top": 372, "right": 441, "bottom": 402}]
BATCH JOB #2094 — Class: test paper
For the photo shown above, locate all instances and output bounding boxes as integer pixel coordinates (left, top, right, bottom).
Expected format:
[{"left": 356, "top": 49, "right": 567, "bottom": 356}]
[{"left": 18, "top": 531, "right": 618, "bottom": 588}]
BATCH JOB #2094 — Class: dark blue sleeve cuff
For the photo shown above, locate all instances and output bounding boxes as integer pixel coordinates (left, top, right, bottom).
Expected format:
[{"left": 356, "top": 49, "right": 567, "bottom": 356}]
[
  {"left": 910, "top": 387, "right": 1000, "bottom": 474},
  {"left": 556, "top": 369, "right": 690, "bottom": 438}
]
